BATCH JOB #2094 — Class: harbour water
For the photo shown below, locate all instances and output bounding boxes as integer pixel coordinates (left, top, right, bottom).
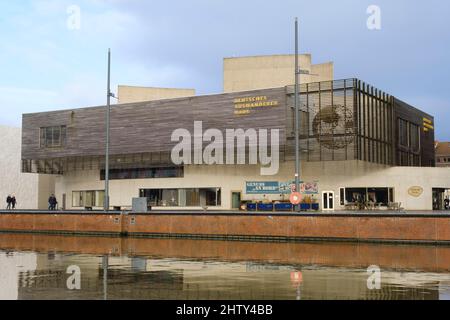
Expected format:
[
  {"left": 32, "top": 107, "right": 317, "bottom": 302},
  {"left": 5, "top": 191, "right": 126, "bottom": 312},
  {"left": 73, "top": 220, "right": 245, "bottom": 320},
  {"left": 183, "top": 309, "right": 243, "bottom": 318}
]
[{"left": 1, "top": 233, "right": 449, "bottom": 300}]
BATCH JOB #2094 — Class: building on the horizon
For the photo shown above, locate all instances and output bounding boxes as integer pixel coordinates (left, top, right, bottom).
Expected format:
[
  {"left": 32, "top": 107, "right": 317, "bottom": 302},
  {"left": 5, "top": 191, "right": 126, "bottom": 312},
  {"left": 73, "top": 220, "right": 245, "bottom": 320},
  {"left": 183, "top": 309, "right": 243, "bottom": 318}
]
[
  {"left": 19, "top": 55, "right": 450, "bottom": 211},
  {"left": 435, "top": 141, "right": 450, "bottom": 168},
  {"left": 116, "top": 54, "right": 332, "bottom": 103}
]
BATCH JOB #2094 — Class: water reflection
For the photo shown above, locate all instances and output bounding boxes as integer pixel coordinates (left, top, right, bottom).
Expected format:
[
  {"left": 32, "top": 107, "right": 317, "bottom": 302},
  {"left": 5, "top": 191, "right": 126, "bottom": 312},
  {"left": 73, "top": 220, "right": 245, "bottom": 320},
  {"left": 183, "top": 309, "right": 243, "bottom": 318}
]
[{"left": 0, "top": 234, "right": 450, "bottom": 300}]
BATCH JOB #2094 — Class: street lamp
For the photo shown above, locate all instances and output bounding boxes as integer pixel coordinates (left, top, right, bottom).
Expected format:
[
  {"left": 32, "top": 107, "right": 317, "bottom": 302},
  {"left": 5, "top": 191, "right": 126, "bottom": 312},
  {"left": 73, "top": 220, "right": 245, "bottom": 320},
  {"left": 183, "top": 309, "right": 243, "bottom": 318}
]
[
  {"left": 105, "top": 49, "right": 113, "bottom": 211},
  {"left": 294, "top": 18, "right": 301, "bottom": 210}
]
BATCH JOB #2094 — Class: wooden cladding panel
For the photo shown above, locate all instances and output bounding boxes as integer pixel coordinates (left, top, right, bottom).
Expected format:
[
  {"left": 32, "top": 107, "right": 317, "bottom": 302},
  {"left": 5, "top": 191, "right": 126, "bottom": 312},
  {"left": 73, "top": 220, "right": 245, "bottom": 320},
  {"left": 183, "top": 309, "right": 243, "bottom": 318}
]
[{"left": 22, "top": 88, "right": 287, "bottom": 160}]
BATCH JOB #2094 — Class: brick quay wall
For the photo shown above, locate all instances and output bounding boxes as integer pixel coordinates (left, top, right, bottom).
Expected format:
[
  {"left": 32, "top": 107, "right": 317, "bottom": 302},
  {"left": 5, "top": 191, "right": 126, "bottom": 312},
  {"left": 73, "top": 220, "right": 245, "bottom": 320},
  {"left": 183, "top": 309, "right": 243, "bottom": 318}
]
[{"left": 0, "top": 211, "right": 449, "bottom": 245}]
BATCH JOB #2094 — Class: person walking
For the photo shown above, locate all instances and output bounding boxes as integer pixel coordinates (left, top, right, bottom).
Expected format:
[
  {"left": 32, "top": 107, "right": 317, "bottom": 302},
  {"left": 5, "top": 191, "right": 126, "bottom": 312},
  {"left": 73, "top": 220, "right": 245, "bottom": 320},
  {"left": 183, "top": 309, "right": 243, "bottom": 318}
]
[
  {"left": 6, "top": 195, "right": 12, "bottom": 210},
  {"left": 11, "top": 196, "right": 17, "bottom": 210}
]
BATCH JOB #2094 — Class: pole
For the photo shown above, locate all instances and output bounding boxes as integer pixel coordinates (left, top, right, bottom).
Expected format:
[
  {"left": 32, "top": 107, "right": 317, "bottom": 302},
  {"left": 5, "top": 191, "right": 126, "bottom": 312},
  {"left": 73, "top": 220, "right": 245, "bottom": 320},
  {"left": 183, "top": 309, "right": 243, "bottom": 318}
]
[
  {"left": 105, "top": 49, "right": 111, "bottom": 211},
  {"left": 102, "top": 255, "right": 108, "bottom": 300},
  {"left": 294, "top": 18, "right": 301, "bottom": 210}
]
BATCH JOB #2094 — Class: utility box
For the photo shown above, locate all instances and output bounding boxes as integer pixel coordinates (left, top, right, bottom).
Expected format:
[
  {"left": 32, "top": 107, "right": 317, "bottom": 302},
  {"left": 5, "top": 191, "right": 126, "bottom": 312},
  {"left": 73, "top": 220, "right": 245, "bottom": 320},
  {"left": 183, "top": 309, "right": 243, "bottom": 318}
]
[{"left": 132, "top": 197, "right": 148, "bottom": 213}]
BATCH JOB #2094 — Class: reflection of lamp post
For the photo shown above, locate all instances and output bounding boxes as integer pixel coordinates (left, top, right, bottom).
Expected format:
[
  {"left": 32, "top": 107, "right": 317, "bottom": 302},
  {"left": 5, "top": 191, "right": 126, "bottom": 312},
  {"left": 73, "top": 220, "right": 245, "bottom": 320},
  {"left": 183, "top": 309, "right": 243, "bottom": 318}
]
[
  {"left": 291, "top": 270, "right": 303, "bottom": 300},
  {"left": 102, "top": 255, "right": 108, "bottom": 300}
]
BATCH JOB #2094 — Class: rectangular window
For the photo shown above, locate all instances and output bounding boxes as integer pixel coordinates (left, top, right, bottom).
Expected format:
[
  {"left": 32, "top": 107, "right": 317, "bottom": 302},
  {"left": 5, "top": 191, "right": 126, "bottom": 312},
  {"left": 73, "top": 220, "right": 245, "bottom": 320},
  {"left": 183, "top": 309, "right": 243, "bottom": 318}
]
[
  {"left": 140, "top": 188, "right": 221, "bottom": 207},
  {"left": 344, "top": 187, "right": 393, "bottom": 206},
  {"left": 100, "top": 167, "right": 183, "bottom": 180},
  {"left": 72, "top": 190, "right": 105, "bottom": 208},
  {"left": 40, "top": 126, "right": 66, "bottom": 148},
  {"left": 399, "top": 119, "right": 408, "bottom": 147},
  {"left": 409, "top": 123, "right": 420, "bottom": 152}
]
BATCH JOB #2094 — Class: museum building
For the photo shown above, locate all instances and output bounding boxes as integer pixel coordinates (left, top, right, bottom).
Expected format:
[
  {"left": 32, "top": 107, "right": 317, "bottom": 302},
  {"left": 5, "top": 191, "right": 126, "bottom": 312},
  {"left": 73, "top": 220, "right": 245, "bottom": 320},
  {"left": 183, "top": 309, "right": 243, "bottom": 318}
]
[{"left": 20, "top": 55, "right": 450, "bottom": 211}]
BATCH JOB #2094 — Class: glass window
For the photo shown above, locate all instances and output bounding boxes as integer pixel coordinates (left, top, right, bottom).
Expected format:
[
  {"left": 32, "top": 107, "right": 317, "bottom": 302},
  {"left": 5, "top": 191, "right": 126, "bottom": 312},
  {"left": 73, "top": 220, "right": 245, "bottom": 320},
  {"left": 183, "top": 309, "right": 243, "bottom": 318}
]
[
  {"left": 72, "top": 191, "right": 82, "bottom": 207},
  {"left": 399, "top": 119, "right": 408, "bottom": 147},
  {"left": 100, "top": 167, "right": 183, "bottom": 180},
  {"left": 185, "top": 189, "right": 200, "bottom": 207},
  {"left": 203, "top": 188, "right": 221, "bottom": 206},
  {"left": 345, "top": 188, "right": 367, "bottom": 203},
  {"left": 410, "top": 123, "right": 420, "bottom": 152},
  {"left": 340, "top": 188, "right": 345, "bottom": 206},
  {"left": 40, "top": 126, "right": 67, "bottom": 148},
  {"left": 72, "top": 190, "right": 104, "bottom": 207},
  {"left": 344, "top": 187, "right": 392, "bottom": 206},
  {"left": 140, "top": 188, "right": 221, "bottom": 207}
]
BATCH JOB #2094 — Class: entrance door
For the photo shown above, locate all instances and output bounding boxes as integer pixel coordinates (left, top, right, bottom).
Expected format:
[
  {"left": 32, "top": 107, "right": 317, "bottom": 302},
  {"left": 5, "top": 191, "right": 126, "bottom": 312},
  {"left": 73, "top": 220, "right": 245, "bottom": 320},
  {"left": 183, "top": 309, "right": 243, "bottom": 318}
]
[
  {"left": 433, "top": 188, "right": 445, "bottom": 210},
  {"left": 232, "top": 192, "right": 241, "bottom": 210},
  {"left": 322, "top": 191, "right": 335, "bottom": 211}
]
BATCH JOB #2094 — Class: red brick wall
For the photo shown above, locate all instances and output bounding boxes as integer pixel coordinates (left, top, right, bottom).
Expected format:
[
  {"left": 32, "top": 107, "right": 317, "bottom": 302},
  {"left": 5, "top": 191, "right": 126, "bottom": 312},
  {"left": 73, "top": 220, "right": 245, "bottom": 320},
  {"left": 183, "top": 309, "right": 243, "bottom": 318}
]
[
  {"left": 0, "top": 213, "right": 122, "bottom": 234},
  {"left": 0, "top": 213, "right": 449, "bottom": 243},
  {"left": 126, "top": 214, "right": 450, "bottom": 242}
]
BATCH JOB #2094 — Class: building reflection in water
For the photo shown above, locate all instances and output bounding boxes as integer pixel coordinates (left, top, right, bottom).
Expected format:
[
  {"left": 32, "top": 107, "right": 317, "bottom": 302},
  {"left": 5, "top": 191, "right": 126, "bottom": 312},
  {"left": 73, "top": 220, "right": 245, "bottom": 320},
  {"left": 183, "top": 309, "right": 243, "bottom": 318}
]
[{"left": 0, "top": 233, "right": 449, "bottom": 300}]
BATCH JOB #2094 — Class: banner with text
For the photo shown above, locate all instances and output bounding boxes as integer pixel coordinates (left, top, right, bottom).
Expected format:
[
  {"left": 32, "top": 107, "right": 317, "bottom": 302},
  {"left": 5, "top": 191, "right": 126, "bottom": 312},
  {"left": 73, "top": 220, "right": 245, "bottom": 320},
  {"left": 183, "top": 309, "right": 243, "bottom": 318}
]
[{"left": 246, "top": 181, "right": 319, "bottom": 195}]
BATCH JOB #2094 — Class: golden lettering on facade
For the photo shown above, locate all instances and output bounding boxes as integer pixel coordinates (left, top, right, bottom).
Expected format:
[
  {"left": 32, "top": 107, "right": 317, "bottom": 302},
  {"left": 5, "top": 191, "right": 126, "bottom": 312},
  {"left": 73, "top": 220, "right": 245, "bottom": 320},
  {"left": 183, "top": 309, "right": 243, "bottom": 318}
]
[{"left": 233, "top": 96, "right": 279, "bottom": 116}]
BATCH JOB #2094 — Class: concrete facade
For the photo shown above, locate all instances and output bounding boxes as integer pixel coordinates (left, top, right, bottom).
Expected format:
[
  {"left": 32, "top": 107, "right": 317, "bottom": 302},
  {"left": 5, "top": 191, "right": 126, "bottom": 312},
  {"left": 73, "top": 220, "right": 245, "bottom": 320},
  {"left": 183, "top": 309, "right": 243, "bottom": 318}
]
[
  {"left": 54, "top": 160, "right": 450, "bottom": 211},
  {"left": 223, "top": 54, "right": 333, "bottom": 93},
  {"left": 117, "top": 85, "right": 195, "bottom": 104},
  {"left": 0, "top": 126, "right": 54, "bottom": 210}
]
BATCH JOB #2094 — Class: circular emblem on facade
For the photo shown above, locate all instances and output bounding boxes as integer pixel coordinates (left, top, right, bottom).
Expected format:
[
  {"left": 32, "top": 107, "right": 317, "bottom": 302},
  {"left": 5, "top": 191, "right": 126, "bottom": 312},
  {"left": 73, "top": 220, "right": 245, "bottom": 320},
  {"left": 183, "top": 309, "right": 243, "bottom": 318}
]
[
  {"left": 312, "top": 105, "right": 354, "bottom": 150},
  {"left": 408, "top": 186, "right": 423, "bottom": 198}
]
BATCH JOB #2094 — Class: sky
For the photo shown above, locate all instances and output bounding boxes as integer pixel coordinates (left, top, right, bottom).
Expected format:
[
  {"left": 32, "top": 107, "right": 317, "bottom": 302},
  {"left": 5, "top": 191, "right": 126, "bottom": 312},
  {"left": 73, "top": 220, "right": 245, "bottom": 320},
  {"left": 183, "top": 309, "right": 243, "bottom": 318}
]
[{"left": 0, "top": 0, "right": 449, "bottom": 139}]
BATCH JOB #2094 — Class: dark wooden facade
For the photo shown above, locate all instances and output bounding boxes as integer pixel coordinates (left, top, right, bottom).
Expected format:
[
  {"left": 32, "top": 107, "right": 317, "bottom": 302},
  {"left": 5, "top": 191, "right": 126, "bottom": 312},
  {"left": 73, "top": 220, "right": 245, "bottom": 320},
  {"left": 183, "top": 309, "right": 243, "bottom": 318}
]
[{"left": 21, "top": 79, "right": 435, "bottom": 174}]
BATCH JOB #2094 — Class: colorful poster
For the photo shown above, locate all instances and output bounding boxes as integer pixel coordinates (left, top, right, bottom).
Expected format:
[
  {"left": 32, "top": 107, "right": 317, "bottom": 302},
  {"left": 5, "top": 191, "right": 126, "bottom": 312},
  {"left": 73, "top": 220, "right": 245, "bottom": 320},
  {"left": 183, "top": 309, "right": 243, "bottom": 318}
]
[
  {"left": 246, "top": 181, "right": 319, "bottom": 195},
  {"left": 301, "top": 181, "right": 319, "bottom": 194}
]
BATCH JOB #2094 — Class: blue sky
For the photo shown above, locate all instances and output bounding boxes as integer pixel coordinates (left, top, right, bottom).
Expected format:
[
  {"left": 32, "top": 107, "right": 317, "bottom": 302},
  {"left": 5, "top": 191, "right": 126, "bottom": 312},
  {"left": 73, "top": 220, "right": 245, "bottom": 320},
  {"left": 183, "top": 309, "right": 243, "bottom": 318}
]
[{"left": 0, "top": 0, "right": 449, "bottom": 139}]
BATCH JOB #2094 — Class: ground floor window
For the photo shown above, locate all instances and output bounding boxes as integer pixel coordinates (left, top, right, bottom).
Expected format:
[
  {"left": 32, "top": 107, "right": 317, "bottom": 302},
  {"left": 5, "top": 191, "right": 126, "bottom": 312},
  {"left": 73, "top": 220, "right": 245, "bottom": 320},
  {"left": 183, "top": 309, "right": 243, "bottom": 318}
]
[
  {"left": 343, "top": 187, "right": 394, "bottom": 206},
  {"left": 140, "top": 188, "right": 221, "bottom": 207},
  {"left": 433, "top": 188, "right": 450, "bottom": 211},
  {"left": 72, "top": 190, "right": 105, "bottom": 208},
  {"left": 100, "top": 167, "right": 183, "bottom": 180}
]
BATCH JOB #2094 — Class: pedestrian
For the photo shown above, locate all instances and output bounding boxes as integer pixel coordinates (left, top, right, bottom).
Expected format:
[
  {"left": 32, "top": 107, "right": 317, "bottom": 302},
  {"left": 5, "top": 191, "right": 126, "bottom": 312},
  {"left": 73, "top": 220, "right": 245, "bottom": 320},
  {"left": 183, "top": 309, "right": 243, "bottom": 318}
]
[
  {"left": 6, "top": 195, "right": 12, "bottom": 210},
  {"left": 11, "top": 196, "right": 17, "bottom": 210},
  {"left": 445, "top": 197, "right": 450, "bottom": 210},
  {"left": 48, "top": 194, "right": 58, "bottom": 210}
]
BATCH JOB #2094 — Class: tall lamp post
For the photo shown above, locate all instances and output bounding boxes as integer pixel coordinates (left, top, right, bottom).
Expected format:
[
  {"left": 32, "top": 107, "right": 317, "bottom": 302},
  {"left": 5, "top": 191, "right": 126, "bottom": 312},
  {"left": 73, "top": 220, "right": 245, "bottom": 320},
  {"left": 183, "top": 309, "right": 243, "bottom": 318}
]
[
  {"left": 294, "top": 18, "right": 301, "bottom": 210},
  {"left": 105, "top": 48, "right": 111, "bottom": 211}
]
